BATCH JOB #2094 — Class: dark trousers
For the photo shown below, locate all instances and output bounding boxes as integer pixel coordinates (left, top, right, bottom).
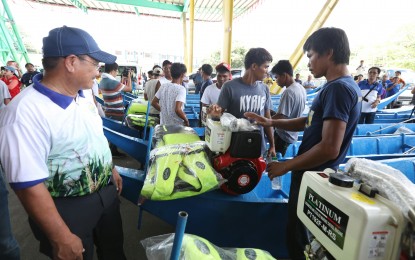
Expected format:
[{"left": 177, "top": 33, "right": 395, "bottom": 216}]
[
  {"left": 358, "top": 112, "right": 376, "bottom": 124},
  {"left": 274, "top": 133, "right": 291, "bottom": 157},
  {"left": 29, "top": 185, "right": 126, "bottom": 260},
  {"left": 286, "top": 171, "right": 309, "bottom": 260},
  {"left": 0, "top": 173, "right": 20, "bottom": 260}
]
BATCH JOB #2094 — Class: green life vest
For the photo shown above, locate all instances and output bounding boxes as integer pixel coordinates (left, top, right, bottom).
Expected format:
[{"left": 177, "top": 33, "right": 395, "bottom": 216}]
[
  {"left": 182, "top": 234, "right": 222, "bottom": 259},
  {"left": 141, "top": 142, "right": 219, "bottom": 200},
  {"left": 140, "top": 161, "right": 157, "bottom": 199},
  {"left": 126, "top": 100, "right": 148, "bottom": 115},
  {"left": 235, "top": 248, "right": 276, "bottom": 260},
  {"left": 127, "top": 114, "right": 159, "bottom": 127}
]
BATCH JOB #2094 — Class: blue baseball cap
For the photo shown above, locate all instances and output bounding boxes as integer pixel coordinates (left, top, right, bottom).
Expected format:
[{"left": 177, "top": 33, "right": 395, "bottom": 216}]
[
  {"left": 42, "top": 26, "right": 116, "bottom": 64},
  {"left": 4, "top": 66, "right": 16, "bottom": 73}
]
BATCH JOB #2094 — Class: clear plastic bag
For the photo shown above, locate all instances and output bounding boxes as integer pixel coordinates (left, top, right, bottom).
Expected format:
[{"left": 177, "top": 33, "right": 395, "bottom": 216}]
[
  {"left": 141, "top": 141, "right": 225, "bottom": 200},
  {"left": 153, "top": 125, "right": 200, "bottom": 148},
  {"left": 220, "top": 113, "right": 259, "bottom": 132},
  {"left": 141, "top": 233, "right": 276, "bottom": 260},
  {"left": 345, "top": 158, "right": 415, "bottom": 222}
]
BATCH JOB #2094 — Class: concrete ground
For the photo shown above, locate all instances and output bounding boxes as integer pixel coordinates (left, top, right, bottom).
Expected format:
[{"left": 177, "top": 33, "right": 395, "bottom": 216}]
[{"left": 8, "top": 152, "right": 175, "bottom": 260}]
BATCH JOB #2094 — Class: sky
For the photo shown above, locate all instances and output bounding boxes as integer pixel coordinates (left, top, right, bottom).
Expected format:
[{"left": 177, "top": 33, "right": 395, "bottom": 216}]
[{"left": 6, "top": 0, "right": 415, "bottom": 70}]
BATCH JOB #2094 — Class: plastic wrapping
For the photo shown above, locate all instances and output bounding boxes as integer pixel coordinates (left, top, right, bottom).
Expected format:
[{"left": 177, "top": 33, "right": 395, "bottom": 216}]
[
  {"left": 220, "top": 113, "right": 259, "bottom": 132},
  {"left": 393, "top": 126, "right": 414, "bottom": 135},
  {"left": 141, "top": 141, "right": 225, "bottom": 200},
  {"left": 153, "top": 125, "right": 200, "bottom": 148},
  {"left": 345, "top": 158, "right": 415, "bottom": 222},
  {"left": 141, "top": 233, "right": 276, "bottom": 260},
  {"left": 126, "top": 98, "right": 148, "bottom": 115},
  {"left": 125, "top": 114, "right": 159, "bottom": 129}
]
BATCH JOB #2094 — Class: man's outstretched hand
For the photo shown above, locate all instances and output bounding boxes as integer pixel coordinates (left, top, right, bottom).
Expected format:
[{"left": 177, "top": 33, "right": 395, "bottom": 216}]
[{"left": 244, "top": 112, "right": 272, "bottom": 127}]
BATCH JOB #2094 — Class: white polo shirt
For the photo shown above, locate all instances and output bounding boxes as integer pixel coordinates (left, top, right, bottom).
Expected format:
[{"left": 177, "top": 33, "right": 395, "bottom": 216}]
[{"left": 0, "top": 74, "right": 113, "bottom": 197}]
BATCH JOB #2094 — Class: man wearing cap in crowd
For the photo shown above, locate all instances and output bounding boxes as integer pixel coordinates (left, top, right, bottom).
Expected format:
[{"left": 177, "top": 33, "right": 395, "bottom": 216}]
[
  {"left": 1, "top": 66, "right": 21, "bottom": 99},
  {"left": 6, "top": 60, "right": 23, "bottom": 79},
  {"left": 144, "top": 67, "right": 163, "bottom": 117},
  {"left": 0, "top": 26, "right": 126, "bottom": 260},
  {"left": 21, "top": 62, "right": 41, "bottom": 88},
  {"left": 201, "top": 62, "right": 231, "bottom": 107}
]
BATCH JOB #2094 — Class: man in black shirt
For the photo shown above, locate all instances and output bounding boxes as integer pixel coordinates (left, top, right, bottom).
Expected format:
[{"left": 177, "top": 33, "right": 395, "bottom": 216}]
[{"left": 21, "top": 63, "right": 40, "bottom": 87}]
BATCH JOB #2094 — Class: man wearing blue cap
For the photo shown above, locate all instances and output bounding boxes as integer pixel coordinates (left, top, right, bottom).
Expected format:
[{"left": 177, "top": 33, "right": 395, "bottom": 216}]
[{"left": 0, "top": 26, "right": 126, "bottom": 260}]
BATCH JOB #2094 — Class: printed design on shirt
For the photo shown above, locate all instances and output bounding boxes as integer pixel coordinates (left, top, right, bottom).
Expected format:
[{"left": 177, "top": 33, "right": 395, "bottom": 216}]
[
  {"left": 239, "top": 95, "right": 266, "bottom": 113},
  {"left": 159, "top": 84, "right": 186, "bottom": 125},
  {"left": 46, "top": 152, "right": 112, "bottom": 197},
  {"left": 305, "top": 110, "right": 314, "bottom": 128}
]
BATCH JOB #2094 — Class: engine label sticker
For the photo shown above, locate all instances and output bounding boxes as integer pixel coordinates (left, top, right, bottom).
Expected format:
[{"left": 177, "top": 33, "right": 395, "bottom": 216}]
[
  {"left": 351, "top": 192, "right": 376, "bottom": 205},
  {"left": 368, "top": 231, "right": 388, "bottom": 258},
  {"left": 303, "top": 187, "right": 349, "bottom": 249},
  {"left": 205, "top": 127, "right": 211, "bottom": 142}
]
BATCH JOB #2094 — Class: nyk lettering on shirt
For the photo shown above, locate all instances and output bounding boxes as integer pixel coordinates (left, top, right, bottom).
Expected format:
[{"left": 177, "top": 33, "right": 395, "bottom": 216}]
[{"left": 240, "top": 95, "right": 266, "bottom": 112}]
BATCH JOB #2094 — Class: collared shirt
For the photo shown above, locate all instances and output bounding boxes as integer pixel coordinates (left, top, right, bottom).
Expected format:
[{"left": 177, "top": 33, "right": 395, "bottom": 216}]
[
  {"left": 0, "top": 74, "right": 112, "bottom": 197},
  {"left": 358, "top": 80, "right": 382, "bottom": 113}
]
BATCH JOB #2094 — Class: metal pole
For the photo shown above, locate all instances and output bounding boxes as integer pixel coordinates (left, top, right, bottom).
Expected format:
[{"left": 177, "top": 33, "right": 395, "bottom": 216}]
[
  {"left": 182, "top": 13, "right": 188, "bottom": 69},
  {"left": 188, "top": 0, "right": 194, "bottom": 71},
  {"left": 170, "top": 211, "right": 188, "bottom": 260},
  {"left": 1, "top": 0, "right": 30, "bottom": 63},
  {"left": 222, "top": 0, "right": 233, "bottom": 65}
]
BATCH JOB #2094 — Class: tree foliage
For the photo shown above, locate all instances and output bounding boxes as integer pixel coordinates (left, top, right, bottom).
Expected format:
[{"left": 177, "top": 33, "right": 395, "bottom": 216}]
[
  {"left": 203, "top": 44, "right": 248, "bottom": 69},
  {"left": 350, "top": 23, "right": 415, "bottom": 71}
]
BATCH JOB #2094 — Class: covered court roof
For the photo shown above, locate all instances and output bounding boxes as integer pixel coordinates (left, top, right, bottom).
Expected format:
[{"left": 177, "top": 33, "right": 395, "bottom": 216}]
[{"left": 29, "top": 0, "right": 262, "bottom": 22}]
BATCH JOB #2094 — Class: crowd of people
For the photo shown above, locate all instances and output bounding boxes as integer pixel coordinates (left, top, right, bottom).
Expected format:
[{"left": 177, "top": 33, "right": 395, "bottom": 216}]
[
  {"left": 0, "top": 23, "right": 409, "bottom": 260},
  {"left": 0, "top": 62, "right": 41, "bottom": 108}
]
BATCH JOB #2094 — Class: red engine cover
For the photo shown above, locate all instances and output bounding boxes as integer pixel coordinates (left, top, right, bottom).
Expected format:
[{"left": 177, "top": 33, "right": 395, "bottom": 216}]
[{"left": 213, "top": 151, "right": 266, "bottom": 195}]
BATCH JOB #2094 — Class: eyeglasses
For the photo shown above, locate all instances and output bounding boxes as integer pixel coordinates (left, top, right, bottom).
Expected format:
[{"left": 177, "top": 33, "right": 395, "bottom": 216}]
[{"left": 77, "top": 56, "right": 100, "bottom": 71}]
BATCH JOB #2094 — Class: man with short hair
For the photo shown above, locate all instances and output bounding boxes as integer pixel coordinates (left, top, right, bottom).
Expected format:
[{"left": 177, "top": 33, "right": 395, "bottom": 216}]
[
  {"left": 152, "top": 62, "right": 189, "bottom": 126},
  {"left": 356, "top": 59, "right": 365, "bottom": 75},
  {"left": 144, "top": 67, "right": 162, "bottom": 117},
  {"left": 271, "top": 60, "right": 307, "bottom": 156},
  {"left": 395, "top": 70, "right": 406, "bottom": 89},
  {"left": 358, "top": 67, "right": 383, "bottom": 124},
  {"left": 302, "top": 75, "right": 315, "bottom": 92},
  {"left": 193, "top": 67, "right": 203, "bottom": 94},
  {"left": 21, "top": 62, "right": 41, "bottom": 87},
  {"left": 245, "top": 28, "right": 362, "bottom": 259},
  {"left": 386, "top": 77, "right": 402, "bottom": 108},
  {"left": 0, "top": 26, "right": 126, "bottom": 260},
  {"left": 159, "top": 60, "right": 172, "bottom": 85},
  {"left": 209, "top": 48, "right": 276, "bottom": 157},
  {"left": 294, "top": 73, "right": 302, "bottom": 84},
  {"left": 100, "top": 62, "right": 132, "bottom": 121},
  {"left": 201, "top": 62, "right": 231, "bottom": 106},
  {"left": 147, "top": 70, "right": 154, "bottom": 80},
  {"left": 199, "top": 63, "right": 214, "bottom": 97}
]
